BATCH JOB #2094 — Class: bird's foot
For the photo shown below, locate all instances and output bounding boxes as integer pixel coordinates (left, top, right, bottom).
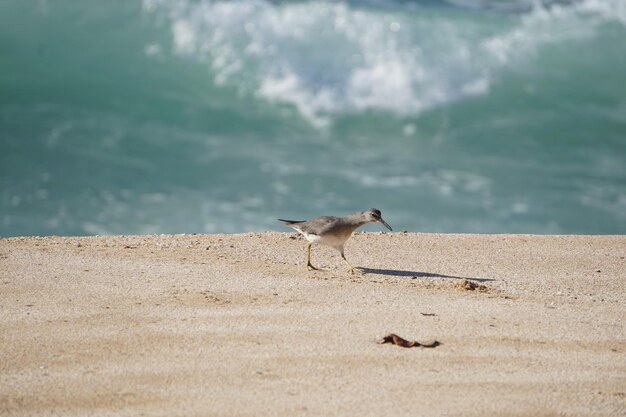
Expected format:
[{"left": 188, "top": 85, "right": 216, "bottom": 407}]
[
  {"left": 307, "top": 263, "right": 319, "bottom": 271},
  {"left": 347, "top": 267, "right": 361, "bottom": 275}
]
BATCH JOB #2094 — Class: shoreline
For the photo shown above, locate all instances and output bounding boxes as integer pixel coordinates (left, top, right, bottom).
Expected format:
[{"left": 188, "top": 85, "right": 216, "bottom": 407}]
[{"left": 1, "top": 232, "right": 625, "bottom": 416}]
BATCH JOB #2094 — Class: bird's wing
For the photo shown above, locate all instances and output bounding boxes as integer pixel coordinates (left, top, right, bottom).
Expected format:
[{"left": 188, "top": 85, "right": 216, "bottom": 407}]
[{"left": 298, "top": 216, "right": 340, "bottom": 235}]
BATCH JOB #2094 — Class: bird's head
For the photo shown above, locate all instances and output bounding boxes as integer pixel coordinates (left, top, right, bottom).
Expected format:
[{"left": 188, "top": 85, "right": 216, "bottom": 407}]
[{"left": 364, "top": 208, "right": 392, "bottom": 231}]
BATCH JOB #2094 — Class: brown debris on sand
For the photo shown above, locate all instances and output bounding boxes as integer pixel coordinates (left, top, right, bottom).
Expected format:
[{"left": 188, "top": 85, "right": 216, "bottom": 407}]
[
  {"left": 454, "top": 279, "right": 488, "bottom": 292},
  {"left": 377, "top": 333, "right": 441, "bottom": 348}
]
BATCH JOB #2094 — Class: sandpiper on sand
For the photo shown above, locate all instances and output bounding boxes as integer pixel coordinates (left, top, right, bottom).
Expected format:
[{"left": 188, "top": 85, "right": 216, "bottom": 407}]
[{"left": 278, "top": 208, "right": 392, "bottom": 274}]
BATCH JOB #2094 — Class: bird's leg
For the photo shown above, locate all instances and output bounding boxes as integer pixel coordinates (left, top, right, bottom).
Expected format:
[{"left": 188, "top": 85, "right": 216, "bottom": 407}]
[
  {"left": 306, "top": 243, "right": 318, "bottom": 271},
  {"left": 340, "top": 250, "right": 357, "bottom": 275}
]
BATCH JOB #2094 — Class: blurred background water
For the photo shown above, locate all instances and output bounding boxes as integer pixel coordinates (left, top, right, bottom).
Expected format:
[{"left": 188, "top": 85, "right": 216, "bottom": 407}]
[{"left": 1, "top": 0, "right": 625, "bottom": 236}]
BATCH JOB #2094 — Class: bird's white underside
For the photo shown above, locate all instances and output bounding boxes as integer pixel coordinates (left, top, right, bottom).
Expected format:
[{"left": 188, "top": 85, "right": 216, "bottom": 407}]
[{"left": 294, "top": 229, "right": 352, "bottom": 250}]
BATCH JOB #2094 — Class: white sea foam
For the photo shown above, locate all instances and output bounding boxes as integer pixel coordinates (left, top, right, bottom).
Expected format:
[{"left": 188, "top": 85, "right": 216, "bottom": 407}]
[
  {"left": 342, "top": 168, "right": 492, "bottom": 197},
  {"left": 482, "top": 0, "right": 616, "bottom": 65},
  {"left": 144, "top": 0, "right": 624, "bottom": 127}
]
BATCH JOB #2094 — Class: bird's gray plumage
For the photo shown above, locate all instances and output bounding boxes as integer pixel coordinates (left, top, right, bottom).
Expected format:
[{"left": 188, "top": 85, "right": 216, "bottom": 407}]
[{"left": 278, "top": 208, "right": 392, "bottom": 273}]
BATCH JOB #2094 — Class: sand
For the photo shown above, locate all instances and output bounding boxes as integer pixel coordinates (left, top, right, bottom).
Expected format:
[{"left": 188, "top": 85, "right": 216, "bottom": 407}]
[{"left": 1, "top": 232, "right": 625, "bottom": 416}]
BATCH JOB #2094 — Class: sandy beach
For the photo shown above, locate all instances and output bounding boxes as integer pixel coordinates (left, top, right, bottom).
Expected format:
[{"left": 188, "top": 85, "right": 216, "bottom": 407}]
[{"left": 1, "top": 232, "right": 625, "bottom": 416}]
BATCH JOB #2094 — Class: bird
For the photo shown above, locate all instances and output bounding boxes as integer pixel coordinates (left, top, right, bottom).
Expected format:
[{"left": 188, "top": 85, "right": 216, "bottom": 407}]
[{"left": 278, "top": 208, "right": 392, "bottom": 274}]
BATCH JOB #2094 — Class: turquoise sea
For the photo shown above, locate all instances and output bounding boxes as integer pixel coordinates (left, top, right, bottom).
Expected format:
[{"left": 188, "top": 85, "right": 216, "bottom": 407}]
[{"left": 1, "top": 0, "right": 625, "bottom": 236}]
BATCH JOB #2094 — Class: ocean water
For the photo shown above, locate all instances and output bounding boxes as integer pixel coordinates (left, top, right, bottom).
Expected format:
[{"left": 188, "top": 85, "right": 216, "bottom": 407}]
[{"left": 1, "top": 0, "right": 625, "bottom": 236}]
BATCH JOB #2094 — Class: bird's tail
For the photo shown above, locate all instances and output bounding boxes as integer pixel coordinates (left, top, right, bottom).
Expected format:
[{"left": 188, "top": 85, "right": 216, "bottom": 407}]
[{"left": 277, "top": 218, "right": 305, "bottom": 225}]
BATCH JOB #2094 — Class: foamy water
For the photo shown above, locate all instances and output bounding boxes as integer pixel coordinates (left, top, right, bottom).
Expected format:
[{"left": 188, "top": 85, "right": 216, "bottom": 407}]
[{"left": 1, "top": 0, "right": 625, "bottom": 236}]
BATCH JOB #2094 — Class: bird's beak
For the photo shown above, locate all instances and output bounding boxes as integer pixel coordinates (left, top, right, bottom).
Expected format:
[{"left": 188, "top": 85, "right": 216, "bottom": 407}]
[{"left": 379, "top": 218, "right": 392, "bottom": 231}]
